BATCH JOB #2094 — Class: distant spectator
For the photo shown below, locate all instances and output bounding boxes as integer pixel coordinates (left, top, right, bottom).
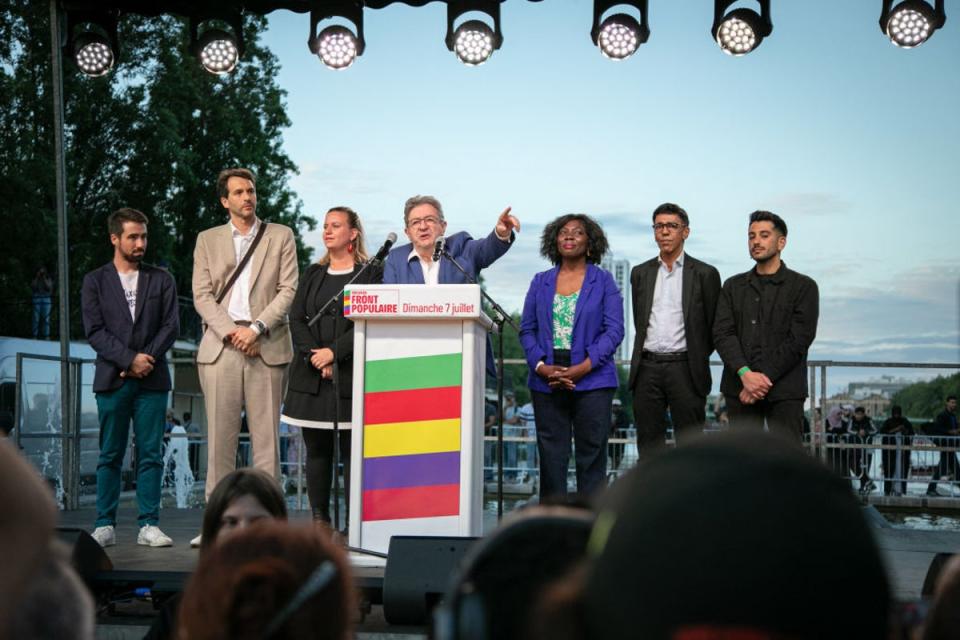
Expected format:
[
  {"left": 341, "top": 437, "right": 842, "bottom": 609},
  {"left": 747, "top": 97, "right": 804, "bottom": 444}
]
[
  {"left": 926, "top": 395, "right": 959, "bottom": 497},
  {"left": 533, "top": 431, "right": 890, "bottom": 640},
  {"left": 6, "top": 541, "right": 95, "bottom": 640},
  {"left": 177, "top": 521, "right": 354, "bottom": 640},
  {"left": 849, "top": 406, "right": 877, "bottom": 494},
  {"left": 879, "top": 405, "right": 913, "bottom": 496},
  {"left": 824, "top": 406, "right": 851, "bottom": 479},
  {"left": 31, "top": 265, "right": 53, "bottom": 339},
  {"left": 182, "top": 411, "right": 201, "bottom": 475},
  {"left": 609, "top": 398, "right": 629, "bottom": 471}
]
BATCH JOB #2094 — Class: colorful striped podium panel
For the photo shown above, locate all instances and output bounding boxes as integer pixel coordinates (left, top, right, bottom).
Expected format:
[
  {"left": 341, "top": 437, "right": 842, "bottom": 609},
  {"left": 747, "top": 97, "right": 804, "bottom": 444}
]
[
  {"left": 362, "top": 352, "right": 463, "bottom": 522},
  {"left": 350, "top": 310, "right": 488, "bottom": 555}
]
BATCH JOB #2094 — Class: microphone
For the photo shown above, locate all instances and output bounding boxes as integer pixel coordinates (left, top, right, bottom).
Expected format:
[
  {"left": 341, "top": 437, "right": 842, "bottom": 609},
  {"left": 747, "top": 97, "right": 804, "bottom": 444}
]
[
  {"left": 372, "top": 232, "right": 398, "bottom": 263},
  {"left": 432, "top": 236, "right": 445, "bottom": 262}
]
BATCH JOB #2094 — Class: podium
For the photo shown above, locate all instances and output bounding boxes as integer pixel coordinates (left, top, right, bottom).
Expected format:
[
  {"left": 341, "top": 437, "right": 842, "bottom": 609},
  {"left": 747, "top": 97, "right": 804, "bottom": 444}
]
[{"left": 344, "top": 284, "right": 491, "bottom": 554}]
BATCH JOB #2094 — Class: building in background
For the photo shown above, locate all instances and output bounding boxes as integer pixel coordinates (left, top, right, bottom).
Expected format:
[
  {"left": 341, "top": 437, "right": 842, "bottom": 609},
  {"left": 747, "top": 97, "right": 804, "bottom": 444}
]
[{"left": 601, "top": 255, "right": 631, "bottom": 364}]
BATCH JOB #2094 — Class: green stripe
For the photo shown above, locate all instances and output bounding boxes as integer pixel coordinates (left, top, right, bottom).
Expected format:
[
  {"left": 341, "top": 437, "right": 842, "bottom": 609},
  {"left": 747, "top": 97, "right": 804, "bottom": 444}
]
[{"left": 365, "top": 352, "right": 462, "bottom": 393}]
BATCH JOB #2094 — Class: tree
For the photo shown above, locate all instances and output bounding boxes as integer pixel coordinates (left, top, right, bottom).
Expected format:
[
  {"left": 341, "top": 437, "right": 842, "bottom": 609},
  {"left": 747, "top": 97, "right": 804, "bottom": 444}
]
[
  {"left": 0, "top": 4, "right": 313, "bottom": 340},
  {"left": 891, "top": 373, "right": 960, "bottom": 420}
]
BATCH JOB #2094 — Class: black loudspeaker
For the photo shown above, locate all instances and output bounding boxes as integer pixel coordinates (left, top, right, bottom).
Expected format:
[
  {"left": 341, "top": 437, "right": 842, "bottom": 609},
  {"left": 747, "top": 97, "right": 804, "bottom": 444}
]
[
  {"left": 382, "top": 536, "right": 478, "bottom": 626},
  {"left": 55, "top": 527, "right": 113, "bottom": 589},
  {"left": 922, "top": 552, "right": 955, "bottom": 597}
]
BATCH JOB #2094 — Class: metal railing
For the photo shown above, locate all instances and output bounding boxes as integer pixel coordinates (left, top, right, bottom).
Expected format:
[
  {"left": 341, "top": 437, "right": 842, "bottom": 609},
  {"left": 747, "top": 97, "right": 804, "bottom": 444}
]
[{"left": 11, "top": 351, "right": 960, "bottom": 512}]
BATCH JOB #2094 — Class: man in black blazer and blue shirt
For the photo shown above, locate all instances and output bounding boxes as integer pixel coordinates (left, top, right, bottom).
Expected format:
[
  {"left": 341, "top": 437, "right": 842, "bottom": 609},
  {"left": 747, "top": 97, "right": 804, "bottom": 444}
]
[
  {"left": 81, "top": 208, "right": 179, "bottom": 548},
  {"left": 629, "top": 203, "right": 721, "bottom": 451}
]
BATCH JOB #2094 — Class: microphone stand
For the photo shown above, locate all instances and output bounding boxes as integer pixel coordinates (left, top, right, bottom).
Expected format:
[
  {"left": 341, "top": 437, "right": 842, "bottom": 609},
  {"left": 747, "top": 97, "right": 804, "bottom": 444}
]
[
  {"left": 306, "top": 257, "right": 388, "bottom": 558},
  {"left": 440, "top": 248, "right": 517, "bottom": 521}
]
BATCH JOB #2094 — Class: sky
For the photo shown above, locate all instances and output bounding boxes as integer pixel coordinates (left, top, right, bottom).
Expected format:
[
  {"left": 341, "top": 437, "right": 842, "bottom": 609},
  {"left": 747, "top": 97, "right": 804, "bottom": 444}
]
[{"left": 257, "top": 1, "right": 960, "bottom": 395}]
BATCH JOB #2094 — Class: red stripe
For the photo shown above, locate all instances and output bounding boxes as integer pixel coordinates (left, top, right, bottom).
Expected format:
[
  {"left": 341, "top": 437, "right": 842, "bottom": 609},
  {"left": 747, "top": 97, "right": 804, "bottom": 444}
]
[
  {"left": 362, "top": 484, "right": 460, "bottom": 521},
  {"left": 364, "top": 386, "right": 461, "bottom": 425}
]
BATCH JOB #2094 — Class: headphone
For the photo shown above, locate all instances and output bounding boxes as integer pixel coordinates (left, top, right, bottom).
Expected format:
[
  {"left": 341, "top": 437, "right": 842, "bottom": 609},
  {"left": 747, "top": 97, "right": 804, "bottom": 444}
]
[{"left": 433, "top": 507, "right": 596, "bottom": 640}]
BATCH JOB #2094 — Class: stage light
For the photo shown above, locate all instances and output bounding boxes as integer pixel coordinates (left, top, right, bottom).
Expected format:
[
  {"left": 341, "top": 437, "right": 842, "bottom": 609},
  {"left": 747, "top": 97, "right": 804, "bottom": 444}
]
[
  {"left": 445, "top": 1, "right": 503, "bottom": 66},
  {"left": 64, "top": 11, "right": 119, "bottom": 77},
  {"left": 189, "top": 14, "right": 245, "bottom": 75},
  {"left": 73, "top": 33, "right": 114, "bottom": 77},
  {"left": 591, "top": 2, "right": 649, "bottom": 61},
  {"left": 198, "top": 30, "right": 240, "bottom": 74},
  {"left": 453, "top": 20, "right": 495, "bottom": 66},
  {"left": 880, "top": 0, "right": 945, "bottom": 48},
  {"left": 712, "top": 1, "right": 773, "bottom": 56},
  {"left": 309, "top": 3, "right": 365, "bottom": 70},
  {"left": 317, "top": 25, "right": 359, "bottom": 69}
]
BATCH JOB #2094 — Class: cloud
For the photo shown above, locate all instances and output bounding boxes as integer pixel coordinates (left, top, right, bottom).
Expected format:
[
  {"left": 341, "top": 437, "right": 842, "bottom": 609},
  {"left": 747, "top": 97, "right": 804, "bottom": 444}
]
[{"left": 762, "top": 191, "right": 854, "bottom": 217}]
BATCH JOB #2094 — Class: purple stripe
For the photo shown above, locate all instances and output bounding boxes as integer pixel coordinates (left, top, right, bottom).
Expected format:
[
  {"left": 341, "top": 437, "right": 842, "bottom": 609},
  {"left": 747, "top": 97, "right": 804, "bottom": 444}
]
[{"left": 363, "top": 451, "right": 460, "bottom": 490}]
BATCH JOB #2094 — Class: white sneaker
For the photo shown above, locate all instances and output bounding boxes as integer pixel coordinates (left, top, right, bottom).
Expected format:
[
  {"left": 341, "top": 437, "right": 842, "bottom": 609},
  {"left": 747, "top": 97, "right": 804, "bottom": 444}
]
[
  {"left": 137, "top": 525, "right": 173, "bottom": 548},
  {"left": 91, "top": 525, "right": 115, "bottom": 548},
  {"left": 190, "top": 533, "right": 202, "bottom": 548}
]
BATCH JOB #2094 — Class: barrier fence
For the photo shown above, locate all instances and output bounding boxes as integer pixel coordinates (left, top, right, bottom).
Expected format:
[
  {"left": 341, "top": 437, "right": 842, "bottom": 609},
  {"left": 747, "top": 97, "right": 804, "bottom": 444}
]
[{"left": 9, "top": 351, "right": 960, "bottom": 511}]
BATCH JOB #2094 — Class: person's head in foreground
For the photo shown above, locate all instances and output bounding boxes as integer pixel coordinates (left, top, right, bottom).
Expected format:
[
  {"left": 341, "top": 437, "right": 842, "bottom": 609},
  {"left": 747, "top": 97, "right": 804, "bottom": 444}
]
[
  {"left": 200, "top": 468, "right": 288, "bottom": 551},
  {"left": 178, "top": 520, "right": 355, "bottom": 640},
  {"left": 534, "top": 431, "right": 891, "bottom": 640}
]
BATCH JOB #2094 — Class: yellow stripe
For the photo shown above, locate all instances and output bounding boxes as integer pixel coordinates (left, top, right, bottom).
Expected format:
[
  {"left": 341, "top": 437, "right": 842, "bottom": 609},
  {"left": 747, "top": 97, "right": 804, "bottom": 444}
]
[{"left": 363, "top": 418, "right": 461, "bottom": 458}]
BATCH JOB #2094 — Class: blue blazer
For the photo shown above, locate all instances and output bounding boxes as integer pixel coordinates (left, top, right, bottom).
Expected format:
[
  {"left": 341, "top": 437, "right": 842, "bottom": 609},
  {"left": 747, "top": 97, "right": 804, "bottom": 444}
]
[
  {"left": 519, "top": 263, "right": 624, "bottom": 393},
  {"left": 382, "top": 230, "right": 512, "bottom": 284},
  {"left": 81, "top": 262, "right": 180, "bottom": 393}
]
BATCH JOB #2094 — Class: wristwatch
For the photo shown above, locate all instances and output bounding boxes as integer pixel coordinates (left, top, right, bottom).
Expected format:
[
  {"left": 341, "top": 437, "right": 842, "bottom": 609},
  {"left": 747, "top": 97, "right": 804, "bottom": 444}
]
[{"left": 254, "top": 320, "right": 268, "bottom": 336}]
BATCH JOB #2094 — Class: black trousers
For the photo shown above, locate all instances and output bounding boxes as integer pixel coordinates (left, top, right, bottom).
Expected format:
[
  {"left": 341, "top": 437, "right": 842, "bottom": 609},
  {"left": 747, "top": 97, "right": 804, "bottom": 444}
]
[
  {"left": 928, "top": 436, "right": 958, "bottom": 492},
  {"left": 301, "top": 428, "right": 351, "bottom": 526},
  {"left": 633, "top": 358, "right": 706, "bottom": 452},
  {"left": 726, "top": 395, "right": 805, "bottom": 442},
  {"left": 879, "top": 436, "right": 911, "bottom": 495},
  {"left": 532, "top": 387, "right": 615, "bottom": 500}
]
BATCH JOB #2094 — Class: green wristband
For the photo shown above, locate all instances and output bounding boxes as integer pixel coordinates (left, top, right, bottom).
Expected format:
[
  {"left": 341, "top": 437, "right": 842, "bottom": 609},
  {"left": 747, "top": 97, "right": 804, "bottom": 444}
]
[{"left": 737, "top": 366, "right": 751, "bottom": 377}]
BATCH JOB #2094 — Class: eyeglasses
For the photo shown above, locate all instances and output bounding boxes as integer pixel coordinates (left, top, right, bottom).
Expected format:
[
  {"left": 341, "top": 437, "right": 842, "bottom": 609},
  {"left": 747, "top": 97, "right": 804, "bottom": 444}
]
[
  {"left": 407, "top": 216, "right": 442, "bottom": 228},
  {"left": 652, "top": 222, "right": 685, "bottom": 232}
]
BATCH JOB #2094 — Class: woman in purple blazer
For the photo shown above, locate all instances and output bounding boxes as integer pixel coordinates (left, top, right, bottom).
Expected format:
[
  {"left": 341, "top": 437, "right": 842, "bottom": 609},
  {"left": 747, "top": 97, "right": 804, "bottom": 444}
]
[{"left": 519, "top": 214, "right": 624, "bottom": 499}]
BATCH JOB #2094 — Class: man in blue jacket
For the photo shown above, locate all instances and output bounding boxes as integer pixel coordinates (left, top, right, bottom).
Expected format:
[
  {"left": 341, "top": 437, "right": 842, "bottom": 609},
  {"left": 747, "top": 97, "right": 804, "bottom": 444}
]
[
  {"left": 81, "top": 208, "right": 179, "bottom": 548},
  {"left": 383, "top": 195, "right": 520, "bottom": 285}
]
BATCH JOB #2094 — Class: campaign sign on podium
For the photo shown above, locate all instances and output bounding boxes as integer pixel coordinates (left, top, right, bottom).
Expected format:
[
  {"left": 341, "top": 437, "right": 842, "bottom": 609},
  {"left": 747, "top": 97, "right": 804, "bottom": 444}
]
[{"left": 344, "top": 284, "right": 491, "bottom": 554}]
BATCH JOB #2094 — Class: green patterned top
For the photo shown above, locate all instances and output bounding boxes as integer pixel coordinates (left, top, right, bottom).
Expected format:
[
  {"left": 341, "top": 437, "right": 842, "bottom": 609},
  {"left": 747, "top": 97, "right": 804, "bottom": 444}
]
[{"left": 552, "top": 291, "right": 580, "bottom": 349}]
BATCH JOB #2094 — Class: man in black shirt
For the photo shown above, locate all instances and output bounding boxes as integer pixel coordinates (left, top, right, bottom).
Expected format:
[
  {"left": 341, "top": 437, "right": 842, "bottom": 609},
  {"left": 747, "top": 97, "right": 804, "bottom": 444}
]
[
  {"left": 926, "top": 395, "right": 959, "bottom": 497},
  {"left": 849, "top": 406, "right": 877, "bottom": 494},
  {"left": 714, "top": 211, "right": 819, "bottom": 441},
  {"left": 880, "top": 405, "right": 913, "bottom": 496}
]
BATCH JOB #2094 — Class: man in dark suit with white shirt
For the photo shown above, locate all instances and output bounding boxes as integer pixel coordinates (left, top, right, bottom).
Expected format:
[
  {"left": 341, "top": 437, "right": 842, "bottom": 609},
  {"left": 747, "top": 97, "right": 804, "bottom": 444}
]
[
  {"left": 81, "top": 208, "right": 179, "bottom": 548},
  {"left": 628, "top": 203, "right": 721, "bottom": 451}
]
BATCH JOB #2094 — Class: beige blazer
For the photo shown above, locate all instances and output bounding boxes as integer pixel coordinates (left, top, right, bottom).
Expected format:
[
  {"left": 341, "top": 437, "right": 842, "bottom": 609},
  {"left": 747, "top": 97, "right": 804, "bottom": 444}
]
[{"left": 192, "top": 221, "right": 298, "bottom": 366}]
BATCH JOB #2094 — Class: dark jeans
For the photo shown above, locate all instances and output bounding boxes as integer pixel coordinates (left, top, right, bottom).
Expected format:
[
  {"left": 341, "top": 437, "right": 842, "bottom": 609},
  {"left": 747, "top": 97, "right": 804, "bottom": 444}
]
[
  {"left": 633, "top": 358, "right": 706, "bottom": 452},
  {"left": 880, "top": 435, "right": 911, "bottom": 495},
  {"left": 532, "top": 387, "right": 615, "bottom": 500},
  {"left": 302, "top": 428, "right": 351, "bottom": 527},
  {"left": 95, "top": 380, "right": 167, "bottom": 527},
  {"left": 928, "top": 435, "right": 958, "bottom": 493},
  {"left": 726, "top": 395, "right": 805, "bottom": 442}
]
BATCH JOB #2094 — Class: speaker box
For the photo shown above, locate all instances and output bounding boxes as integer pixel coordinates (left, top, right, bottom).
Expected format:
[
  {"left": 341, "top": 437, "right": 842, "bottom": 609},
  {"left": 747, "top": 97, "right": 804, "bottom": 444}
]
[
  {"left": 382, "top": 535, "right": 478, "bottom": 626},
  {"left": 55, "top": 527, "right": 113, "bottom": 588}
]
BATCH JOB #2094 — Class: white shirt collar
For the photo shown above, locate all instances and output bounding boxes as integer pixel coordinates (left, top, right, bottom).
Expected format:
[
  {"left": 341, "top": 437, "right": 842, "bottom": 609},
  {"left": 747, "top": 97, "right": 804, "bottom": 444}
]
[
  {"left": 230, "top": 217, "right": 260, "bottom": 238},
  {"left": 658, "top": 250, "right": 684, "bottom": 271}
]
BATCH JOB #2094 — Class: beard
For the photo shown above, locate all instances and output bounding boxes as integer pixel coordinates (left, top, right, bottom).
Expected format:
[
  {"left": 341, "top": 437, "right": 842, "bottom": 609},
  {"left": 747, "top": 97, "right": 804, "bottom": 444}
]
[{"left": 120, "top": 249, "right": 145, "bottom": 263}]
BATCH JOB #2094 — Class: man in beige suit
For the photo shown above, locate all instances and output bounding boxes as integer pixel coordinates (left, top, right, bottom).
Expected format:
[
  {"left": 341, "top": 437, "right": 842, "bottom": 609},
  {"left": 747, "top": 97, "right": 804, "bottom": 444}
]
[{"left": 192, "top": 168, "right": 298, "bottom": 516}]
